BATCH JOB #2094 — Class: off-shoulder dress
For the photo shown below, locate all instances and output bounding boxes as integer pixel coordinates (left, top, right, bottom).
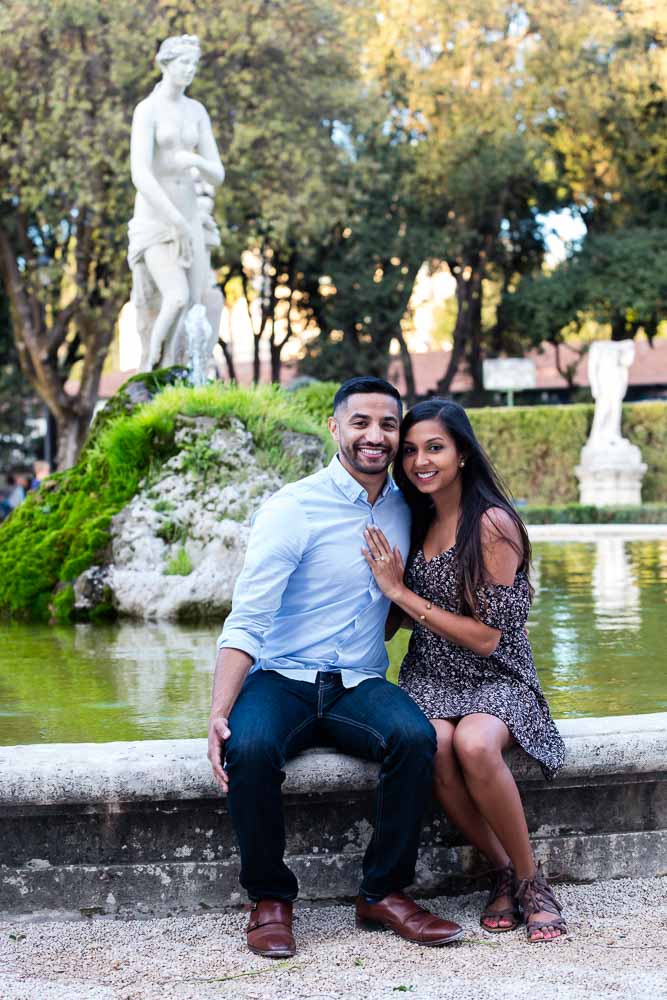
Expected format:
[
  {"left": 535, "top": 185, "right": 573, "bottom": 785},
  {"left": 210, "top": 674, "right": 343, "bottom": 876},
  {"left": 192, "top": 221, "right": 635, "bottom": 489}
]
[{"left": 398, "top": 546, "right": 565, "bottom": 780}]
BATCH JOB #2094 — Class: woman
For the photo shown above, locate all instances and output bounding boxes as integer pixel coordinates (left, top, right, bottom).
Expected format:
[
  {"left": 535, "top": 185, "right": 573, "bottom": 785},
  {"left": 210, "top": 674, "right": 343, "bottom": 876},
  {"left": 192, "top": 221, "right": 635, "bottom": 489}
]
[
  {"left": 362, "top": 399, "right": 567, "bottom": 943},
  {"left": 129, "top": 34, "right": 224, "bottom": 369}
]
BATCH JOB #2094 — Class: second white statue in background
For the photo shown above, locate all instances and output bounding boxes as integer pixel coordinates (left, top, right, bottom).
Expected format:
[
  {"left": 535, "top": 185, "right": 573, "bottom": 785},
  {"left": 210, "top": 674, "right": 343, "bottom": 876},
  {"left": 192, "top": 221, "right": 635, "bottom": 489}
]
[
  {"left": 575, "top": 339, "right": 646, "bottom": 505},
  {"left": 587, "top": 339, "right": 635, "bottom": 446},
  {"left": 128, "top": 35, "right": 224, "bottom": 372}
]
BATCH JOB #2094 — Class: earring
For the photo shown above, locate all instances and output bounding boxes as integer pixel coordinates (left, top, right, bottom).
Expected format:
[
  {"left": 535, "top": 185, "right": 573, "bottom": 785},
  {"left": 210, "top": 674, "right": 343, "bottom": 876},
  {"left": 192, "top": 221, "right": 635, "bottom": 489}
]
[{"left": 459, "top": 460, "right": 465, "bottom": 468}]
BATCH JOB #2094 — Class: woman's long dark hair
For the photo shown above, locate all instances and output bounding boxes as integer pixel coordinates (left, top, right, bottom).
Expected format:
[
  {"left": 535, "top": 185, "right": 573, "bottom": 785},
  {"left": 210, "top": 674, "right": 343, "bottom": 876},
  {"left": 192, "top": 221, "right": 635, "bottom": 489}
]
[{"left": 394, "top": 399, "right": 531, "bottom": 617}]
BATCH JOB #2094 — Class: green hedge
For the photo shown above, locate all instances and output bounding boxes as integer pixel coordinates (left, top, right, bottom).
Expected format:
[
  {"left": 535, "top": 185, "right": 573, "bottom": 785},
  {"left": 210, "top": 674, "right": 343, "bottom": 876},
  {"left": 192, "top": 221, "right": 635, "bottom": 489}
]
[{"left": 522, "top": 503, "right": 667, "bottom": 524}]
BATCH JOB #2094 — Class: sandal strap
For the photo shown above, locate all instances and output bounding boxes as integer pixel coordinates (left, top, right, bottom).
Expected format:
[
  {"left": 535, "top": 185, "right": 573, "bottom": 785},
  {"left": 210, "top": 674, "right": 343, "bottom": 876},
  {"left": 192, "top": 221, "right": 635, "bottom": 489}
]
[
  {"left": 486, "top": 863, "right": 516, "bottom": 907},
  {"left": 515, "top": 864, "right": 563, "bottom": 921}
]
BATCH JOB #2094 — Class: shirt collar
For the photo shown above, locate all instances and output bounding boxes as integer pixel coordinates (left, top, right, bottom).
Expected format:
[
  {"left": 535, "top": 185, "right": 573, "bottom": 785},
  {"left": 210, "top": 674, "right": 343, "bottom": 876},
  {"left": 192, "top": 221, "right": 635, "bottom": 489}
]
[{"left": 328, "top": 454, "right": 397, "bottom": 504}]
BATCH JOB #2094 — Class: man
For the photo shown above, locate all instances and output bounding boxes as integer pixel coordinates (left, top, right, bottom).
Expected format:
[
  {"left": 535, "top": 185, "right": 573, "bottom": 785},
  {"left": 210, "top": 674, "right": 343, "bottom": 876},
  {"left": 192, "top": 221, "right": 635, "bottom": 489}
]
[{"left": 208, "top": 376, "right": 463, "bottom": 957}]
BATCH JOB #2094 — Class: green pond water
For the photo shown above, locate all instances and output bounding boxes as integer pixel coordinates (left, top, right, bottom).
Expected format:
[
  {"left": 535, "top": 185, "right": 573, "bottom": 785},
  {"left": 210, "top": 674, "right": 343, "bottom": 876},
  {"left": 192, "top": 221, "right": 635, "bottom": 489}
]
[{"left": 1, "top": 539, "right": 665, "bottom": 746}]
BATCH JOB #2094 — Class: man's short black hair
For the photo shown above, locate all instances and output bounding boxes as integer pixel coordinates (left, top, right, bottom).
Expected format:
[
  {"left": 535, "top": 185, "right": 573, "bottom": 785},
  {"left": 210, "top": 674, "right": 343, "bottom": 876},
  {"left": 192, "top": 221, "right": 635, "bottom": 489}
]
[{"left": 333, "top": 376, "right": 403, "bottom": 417}]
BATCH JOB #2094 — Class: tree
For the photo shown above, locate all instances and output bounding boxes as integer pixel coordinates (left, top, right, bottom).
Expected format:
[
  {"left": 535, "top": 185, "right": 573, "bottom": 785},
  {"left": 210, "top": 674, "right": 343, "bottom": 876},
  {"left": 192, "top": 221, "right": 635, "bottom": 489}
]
[
  {"left": 503, "top": 1, "right": 667, "bottom": 356},
  {"left": 0, "top": 282, "right": 44, "bottom": 471},
  {"left": 505, "top": 228, "right": 667, "bottom": 353},
  {"left": 194, "top": 0, "right": 367, "bottom": 385},
  {"left": 524, "top": 0, "right": 667, "bottom": 233},
  {"left": 363, "top": 0, "right": 561, "bottom": 397},
  {"left": 0, "top": 0, "right": 163, "bottom": 468},
  {"left": 298, "top": 124, "right": 433, "bottom": 400}
]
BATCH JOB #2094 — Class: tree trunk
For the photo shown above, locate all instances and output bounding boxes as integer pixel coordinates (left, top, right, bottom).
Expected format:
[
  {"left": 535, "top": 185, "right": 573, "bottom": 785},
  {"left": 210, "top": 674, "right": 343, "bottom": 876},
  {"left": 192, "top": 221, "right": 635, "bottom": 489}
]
[
  {"left": 269, "top": 342, "right": 280, "bottom": 383},
  {"left": 436, "top": 265, "right": 476, "bottom": 394},
  {"left": 394, "top": 327, "right": 416, "bottom": 405},
  {"left": 436, "top": 253, "right": 486, "bottom": 399},
  {"left": 217, "top": 337, "right": 237, "bottom": 381},
  {"left": 611, "top": 313, "right": 627, "bottom": 341},
  {"left": 252, "top": 334, "right": 261, "bottom": 384},
  {"left": 55, "top": 407, "right": 93, "bottom": 470}
]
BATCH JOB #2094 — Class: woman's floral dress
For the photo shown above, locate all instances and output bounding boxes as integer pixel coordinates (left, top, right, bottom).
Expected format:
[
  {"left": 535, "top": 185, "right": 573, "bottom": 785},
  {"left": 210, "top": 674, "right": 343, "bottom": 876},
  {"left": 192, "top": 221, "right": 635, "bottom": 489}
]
[{"left": 399, "top": 547, "right": 565, "bottom": 780}]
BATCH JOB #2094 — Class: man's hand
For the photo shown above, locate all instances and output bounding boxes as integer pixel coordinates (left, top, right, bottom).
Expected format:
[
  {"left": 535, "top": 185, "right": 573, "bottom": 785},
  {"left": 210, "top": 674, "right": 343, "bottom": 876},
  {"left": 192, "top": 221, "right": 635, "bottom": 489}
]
[{"left": 208, "top": 714, "right": 231, "bottom": 793}]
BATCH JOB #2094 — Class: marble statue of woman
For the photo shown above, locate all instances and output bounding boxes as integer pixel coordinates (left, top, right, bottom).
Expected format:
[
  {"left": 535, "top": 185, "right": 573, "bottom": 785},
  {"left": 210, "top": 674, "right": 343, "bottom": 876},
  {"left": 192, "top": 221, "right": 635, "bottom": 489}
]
[
  {"left": 575, "top": 337, "right": 645, "bottom": 505},
  {"left": 587, "top": 339, "right": 635, "bottom": 447},
  {"left": 128, "top": 35, "right": 225, "bottom": 370}
]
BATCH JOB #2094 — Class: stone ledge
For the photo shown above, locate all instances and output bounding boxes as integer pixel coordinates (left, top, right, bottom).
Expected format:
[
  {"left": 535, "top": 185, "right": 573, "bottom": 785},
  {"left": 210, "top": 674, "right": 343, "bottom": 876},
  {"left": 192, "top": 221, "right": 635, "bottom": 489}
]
[
  {"left": 1, "top": 714, "right": 665, "bottom": 808},
  {"left": 1, "top": 714, "right": 665, "bottom": 916}
]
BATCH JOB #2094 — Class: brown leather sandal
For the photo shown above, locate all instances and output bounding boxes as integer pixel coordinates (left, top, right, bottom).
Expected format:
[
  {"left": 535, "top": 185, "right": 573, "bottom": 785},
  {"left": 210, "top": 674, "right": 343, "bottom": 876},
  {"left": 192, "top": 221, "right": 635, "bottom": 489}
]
[
  {"left": 515, "top": 864, "right": 567, "bottom": 943},
  {"left": 480, "top": 862, "right": 520, "bottom": 933}
]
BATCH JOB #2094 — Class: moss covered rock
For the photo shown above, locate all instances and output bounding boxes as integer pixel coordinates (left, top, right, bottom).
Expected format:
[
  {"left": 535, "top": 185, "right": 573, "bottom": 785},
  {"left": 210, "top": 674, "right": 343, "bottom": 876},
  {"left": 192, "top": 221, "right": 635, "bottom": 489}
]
[{"left": 0, "top": 379, "right": 328, "bottom": 622}]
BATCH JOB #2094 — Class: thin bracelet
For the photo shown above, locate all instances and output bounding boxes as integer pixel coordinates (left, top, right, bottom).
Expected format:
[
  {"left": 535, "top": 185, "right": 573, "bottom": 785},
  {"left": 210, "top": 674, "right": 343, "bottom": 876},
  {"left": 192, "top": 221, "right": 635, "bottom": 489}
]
[{"left": 418, "top": 602, "right": 433, "bottom": 621}]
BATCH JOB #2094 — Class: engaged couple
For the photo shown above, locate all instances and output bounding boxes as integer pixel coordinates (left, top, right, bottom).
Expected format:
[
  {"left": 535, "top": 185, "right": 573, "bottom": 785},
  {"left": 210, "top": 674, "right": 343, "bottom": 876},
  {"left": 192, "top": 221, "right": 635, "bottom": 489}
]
[{"left": 207, "top": 376, "right": 566, "bottom": 957}]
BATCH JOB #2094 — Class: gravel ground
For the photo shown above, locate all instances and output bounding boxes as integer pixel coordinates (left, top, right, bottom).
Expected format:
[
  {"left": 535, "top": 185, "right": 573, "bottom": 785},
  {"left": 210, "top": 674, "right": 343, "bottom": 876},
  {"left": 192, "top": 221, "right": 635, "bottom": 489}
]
[{"left": 1, "top": 878, "right": 665, "bottom": 1000}]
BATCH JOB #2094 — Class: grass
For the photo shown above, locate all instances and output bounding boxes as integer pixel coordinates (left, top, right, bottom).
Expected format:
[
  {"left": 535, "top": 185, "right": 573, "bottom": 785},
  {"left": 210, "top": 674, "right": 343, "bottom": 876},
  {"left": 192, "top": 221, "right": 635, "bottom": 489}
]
[{"left": 164, "top": 547, "right": 193, "bottom": 576}]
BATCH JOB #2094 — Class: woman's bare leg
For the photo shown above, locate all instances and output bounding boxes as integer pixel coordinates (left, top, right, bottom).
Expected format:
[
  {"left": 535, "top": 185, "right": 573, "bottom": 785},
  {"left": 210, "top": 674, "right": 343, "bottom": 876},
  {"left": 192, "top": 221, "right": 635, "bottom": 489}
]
[
  {"left": 144, "top": 245, "right": 190, "bottom": 367},
  {"left": 432, "top": 719, "right": 514, "bottom": 929},
  {"left": 453, "top": 714, "right": 562, "bottom": 940}
]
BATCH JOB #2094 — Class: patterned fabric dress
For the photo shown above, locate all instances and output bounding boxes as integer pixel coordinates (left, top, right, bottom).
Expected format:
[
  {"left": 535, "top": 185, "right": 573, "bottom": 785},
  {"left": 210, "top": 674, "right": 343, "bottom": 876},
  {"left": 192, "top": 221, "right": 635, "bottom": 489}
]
[{"left": 398, "top": 547, "right": 565, "bottom": 780}]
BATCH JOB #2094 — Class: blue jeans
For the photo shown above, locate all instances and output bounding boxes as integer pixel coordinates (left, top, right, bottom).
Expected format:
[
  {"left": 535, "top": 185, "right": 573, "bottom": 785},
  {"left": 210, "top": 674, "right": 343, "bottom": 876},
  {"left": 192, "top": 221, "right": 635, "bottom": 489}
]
[{"left": 224, "top": 669, "right": 437, "bottom": 902}]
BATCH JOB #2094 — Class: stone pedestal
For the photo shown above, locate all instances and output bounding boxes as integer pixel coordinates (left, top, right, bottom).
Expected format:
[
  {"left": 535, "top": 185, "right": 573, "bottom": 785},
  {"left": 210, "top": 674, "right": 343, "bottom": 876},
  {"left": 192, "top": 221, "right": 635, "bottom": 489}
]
[{"left": 575, "top": 438, "right": 647, "bottom": 506}]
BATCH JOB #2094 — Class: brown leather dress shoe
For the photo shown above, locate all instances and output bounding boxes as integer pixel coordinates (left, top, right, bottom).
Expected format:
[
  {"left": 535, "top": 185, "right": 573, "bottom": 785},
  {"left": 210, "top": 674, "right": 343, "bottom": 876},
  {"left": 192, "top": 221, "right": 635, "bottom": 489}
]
[
  {"left": 356, "top": 892, "right": 464, "bottom": 946},
  {"left": 246, "top": 899, "right": 296, "bottom": 958}
]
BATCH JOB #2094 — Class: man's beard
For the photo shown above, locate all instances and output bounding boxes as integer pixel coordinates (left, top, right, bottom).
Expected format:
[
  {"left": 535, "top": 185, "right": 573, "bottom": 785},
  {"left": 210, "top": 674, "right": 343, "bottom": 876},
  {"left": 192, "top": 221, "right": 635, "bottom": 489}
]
[{"left": 339, "top": 440, "right": 393, "bottom": 476}]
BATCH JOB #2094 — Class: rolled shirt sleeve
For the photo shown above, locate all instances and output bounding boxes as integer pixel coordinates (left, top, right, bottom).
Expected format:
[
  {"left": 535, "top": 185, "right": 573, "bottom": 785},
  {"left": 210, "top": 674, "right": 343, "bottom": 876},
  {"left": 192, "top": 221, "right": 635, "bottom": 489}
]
[{"left": 217, "top": 494, "right": 309, "bottom": 661}]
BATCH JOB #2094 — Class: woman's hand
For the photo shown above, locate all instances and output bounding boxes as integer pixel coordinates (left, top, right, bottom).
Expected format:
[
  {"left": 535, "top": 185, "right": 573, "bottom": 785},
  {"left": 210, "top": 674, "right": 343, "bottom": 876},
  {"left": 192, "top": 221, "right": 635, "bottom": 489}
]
[{"left": 362, "top": 526, "right": 405, "bottom": 602}]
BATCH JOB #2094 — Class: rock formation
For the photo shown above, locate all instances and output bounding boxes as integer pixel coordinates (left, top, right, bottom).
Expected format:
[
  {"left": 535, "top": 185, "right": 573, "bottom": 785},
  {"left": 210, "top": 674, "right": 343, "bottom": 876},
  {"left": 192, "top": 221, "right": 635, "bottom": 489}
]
[{"left": 74, "top": 414, "right": 325, "bottom": 621}]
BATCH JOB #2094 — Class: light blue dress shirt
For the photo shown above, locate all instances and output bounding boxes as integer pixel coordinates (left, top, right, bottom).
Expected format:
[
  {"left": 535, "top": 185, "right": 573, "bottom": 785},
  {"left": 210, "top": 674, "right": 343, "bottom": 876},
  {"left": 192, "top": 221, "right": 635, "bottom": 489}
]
[{"left": 217, "top": 455, "right": 411, "bottom": 686}]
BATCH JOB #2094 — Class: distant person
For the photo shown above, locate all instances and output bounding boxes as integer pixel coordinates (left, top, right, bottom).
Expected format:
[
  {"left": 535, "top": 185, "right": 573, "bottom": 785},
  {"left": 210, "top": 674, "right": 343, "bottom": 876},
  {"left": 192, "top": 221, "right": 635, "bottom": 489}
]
[
  {"left": 30, "top": 460, "right": 52, "bottom": 491},
  {"left": 208, "top": 377, "right": 464, "bottom": 958},
  {"left": 0, "top": 470, "right": 30, "bottom": 520},
  {"left": 366, "top": 399, "right": 567, "bottom": 944}
]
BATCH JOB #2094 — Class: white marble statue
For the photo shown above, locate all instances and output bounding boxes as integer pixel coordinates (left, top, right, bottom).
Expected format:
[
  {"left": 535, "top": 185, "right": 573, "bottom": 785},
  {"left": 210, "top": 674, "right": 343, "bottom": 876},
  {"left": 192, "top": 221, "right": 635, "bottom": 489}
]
[
  {"left": 588, "top": 340, "right": 635, "bottom": 446},
  {"left": 575, "top": 339, "right": 646, "bottom": 505},
  {"left": 128, "top": 35, "right": 225, "bottom": 371}
]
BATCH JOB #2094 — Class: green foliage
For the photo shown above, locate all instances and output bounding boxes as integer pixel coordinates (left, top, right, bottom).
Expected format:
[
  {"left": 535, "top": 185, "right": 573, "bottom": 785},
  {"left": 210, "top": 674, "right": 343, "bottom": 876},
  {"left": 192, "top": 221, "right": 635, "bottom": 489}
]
[
  {"left": 469, "top": 401, "right": 667, "bottom": 505},
  {"left": 0, "top": 382, "right": 327, "bottom": 620},
  {"left": 299, "top": 127, "right": 431, "bottom": 385},
  {"left": 180, "top": 435, "right": 222, "bottom": 482},
  {"left": 363, "top": 0, "right": 562, "bottom": 395},
  {"left": 287, "top": 382, "right": 339, "bottom": 429},
  {"left": 468, "top": 404, "right": 590, "bottom": 504},
  {"left": 164, "top": 547, "right": 193, "bottom": 576},
  {"left": 156, "top": 520, "right": 188, "bottom": 546},
  {"left": 80, "top": 368, "right": 190, "bottom": 461},
  {"left": 506, "top": 230, "right": 667, "bottom": 345},
  {"left": 197, "top": 0, "right": 369, "bottom": 380},
  {"left": 51, "top": 584, "right": 75, "bottom": 624}
]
